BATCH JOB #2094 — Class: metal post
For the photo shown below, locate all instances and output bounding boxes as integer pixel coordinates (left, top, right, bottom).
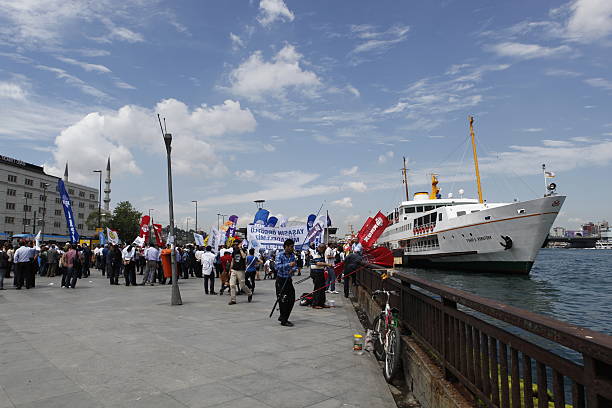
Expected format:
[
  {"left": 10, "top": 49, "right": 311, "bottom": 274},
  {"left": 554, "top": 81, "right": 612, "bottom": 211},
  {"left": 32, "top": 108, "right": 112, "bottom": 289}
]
[
  {"left": 33, "top": 211, "right": 36, "bottom": 234},
  {"left": 42, "top": 183, "right": 49, "bottom": 242},
  {"left": 23, "top": 196, "right": 28, "bottom": 234},
  {"left": 93, "top": 170, "right": 102, "bottom": 229},
  {"left": 192, "top": 200, "right": 198, "bottom": 233},
  {"left": 164, "top": 132, "right": 182, "bottom": 306}
]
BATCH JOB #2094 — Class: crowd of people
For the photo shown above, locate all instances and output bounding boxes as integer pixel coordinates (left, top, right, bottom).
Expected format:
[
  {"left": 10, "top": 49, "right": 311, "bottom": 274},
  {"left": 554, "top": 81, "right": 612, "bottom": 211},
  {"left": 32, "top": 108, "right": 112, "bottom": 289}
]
[{"left": 0, "top": 237, "right": 366, "bottom": 327}]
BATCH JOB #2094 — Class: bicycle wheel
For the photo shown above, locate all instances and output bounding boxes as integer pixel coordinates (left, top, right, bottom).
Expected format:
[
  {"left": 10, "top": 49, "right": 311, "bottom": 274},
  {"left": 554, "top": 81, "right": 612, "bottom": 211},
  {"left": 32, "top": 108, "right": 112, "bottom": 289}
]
[
  {"left": 383, "top": 326, "right": 402, "bottom": 383},
  {"left": 372, "top": 314, "right": 386, "bottom": 361}
]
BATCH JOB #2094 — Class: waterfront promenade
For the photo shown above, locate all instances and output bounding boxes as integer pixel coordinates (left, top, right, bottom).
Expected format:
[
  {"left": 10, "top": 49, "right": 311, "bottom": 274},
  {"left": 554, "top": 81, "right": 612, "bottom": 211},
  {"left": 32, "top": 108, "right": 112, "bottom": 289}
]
[{"left": 0, "top": 271, "right": 396, "bottom": 408}]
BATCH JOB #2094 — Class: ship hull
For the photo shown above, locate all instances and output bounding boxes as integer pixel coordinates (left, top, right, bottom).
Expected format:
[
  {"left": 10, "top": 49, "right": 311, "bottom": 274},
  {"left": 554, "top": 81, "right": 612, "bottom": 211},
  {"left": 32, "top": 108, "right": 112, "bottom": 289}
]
[{"left": 382, "top": 196, "right": 565, "bottom": 275}]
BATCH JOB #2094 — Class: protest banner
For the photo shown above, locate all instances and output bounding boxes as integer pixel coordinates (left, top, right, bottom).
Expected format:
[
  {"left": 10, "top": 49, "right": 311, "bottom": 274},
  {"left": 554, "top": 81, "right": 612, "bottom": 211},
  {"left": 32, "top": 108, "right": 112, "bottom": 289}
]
[{"left": 246, "top": 224, "right": 308, "bottom": 250}]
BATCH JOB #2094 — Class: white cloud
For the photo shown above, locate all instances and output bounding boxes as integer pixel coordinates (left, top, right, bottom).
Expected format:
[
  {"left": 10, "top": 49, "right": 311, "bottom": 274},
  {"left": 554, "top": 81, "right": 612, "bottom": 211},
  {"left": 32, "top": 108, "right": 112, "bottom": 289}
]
[
  {"left": 45, "top": 98, "right": 257, "bottom": 183},
  {"left": 332, "top": 197, "right": 353, "bottom": 208},
  {"left": 346, "top": 85, "right": 360, "bottom": 97},
  {"left": 35, "top": 65, "right": 109, "bottom": 99},
  {"left": 0, "top": 0, "right": 146, "bottom": 48},
  {"left": 114, "top": 80, "right": 136, "bottom": 90},
  {"left": 349, "top": 24, "right": 410, "bottom": 57},
  {"left": 230, "top": 32, "right": 244, "bottom": 50},
  {"left": 542, "top": 139, "right": 574, "bottom": 147},
  {"left": 344, "top": 181, "right": 367, "bottom": 192},
  {"left": 521, "top": 128, "right": 544, "bottom": 132},
  {"left": 340, "top": 166, "right": 358, "bottom": 176},
  {"left": 56, "top": 56, "right": 111, "bottom": 73},
  {"left": 383, "top": 102, "right": 408, "bottom": 114},
  {"left": 545, "top": 69, "right": 581, "bottom": 77},
  {"left": 227, "top": 44, "right": 321, "bottom": 101},
  {"left": 378, "top": 151, "right": 395, "bottom": 163},
  {"left": 584, "top": 77, "right": 612, "bottom": 91},
  {"left": 489, "top": 42, "right": 571, "bottom": 59},
  {"left": 263, "top": 144, "right": 276, "bottom": 152},
  {"left": 235, "top": 169, "right": 256, "bottom": 179},
  {"left": 0, "top": 81, "right": 27, "bottom": 100},
  {"left": 566, "top": 0, "right": 612, "bottom": 42},
  {"left": 257, "top": 0, "right": 295, "bottom": 27},
  {"left": 198, "top": 171, "right": 339, "bottom": 206}
]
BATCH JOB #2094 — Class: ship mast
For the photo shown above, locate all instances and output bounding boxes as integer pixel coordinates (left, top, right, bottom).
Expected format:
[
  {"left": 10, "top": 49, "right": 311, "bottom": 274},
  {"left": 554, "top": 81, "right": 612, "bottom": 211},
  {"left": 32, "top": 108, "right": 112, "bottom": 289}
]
[
  {"left": 401, "top": 156, "right": 410, "bottom": 201},
  {"left": 469, "top": 116, "right": 484, "bottom": 203}
]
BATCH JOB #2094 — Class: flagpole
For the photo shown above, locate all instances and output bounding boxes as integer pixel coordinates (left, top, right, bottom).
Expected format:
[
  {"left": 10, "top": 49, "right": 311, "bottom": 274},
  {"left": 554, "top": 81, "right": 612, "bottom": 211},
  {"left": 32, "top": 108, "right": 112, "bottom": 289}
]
[{"left": 542, "top": 164, "right": 548, "bottom": 197}]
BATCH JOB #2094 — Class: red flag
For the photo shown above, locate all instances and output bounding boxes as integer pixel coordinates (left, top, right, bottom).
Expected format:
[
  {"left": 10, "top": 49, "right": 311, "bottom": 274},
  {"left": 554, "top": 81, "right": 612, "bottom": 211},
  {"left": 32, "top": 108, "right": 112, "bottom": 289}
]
[
  {"left": 139, "top": 215, "right": 151, "bottom": 241},
  {"left": 152, "top": 223, "right": 163, "bottom": 247},
  {"left": 359, "top": 211, "right": 389, "bottom": 249},
  {"left": 357, "top": 217, "right": 374, "bottom": 244}
]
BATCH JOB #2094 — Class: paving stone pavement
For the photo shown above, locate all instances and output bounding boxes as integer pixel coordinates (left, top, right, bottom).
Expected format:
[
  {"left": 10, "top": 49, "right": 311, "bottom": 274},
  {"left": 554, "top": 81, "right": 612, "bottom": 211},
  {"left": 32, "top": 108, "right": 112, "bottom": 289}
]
[{"left": 0, "top": 269, "right": 397, "bottom": 408}]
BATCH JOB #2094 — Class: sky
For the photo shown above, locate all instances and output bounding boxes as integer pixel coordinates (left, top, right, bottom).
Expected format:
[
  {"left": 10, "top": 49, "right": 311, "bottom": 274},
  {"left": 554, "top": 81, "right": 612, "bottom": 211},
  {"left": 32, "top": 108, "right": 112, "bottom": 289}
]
[{"left": 1, "top": 0, "right": 611, "bottom": 234}]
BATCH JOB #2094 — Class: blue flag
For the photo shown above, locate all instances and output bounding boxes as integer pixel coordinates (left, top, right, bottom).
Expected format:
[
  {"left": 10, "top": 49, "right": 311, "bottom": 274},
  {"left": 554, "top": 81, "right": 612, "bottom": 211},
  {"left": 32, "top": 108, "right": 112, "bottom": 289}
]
[
  {"left": 58, "top": 179, "right": 79, "bottom": 244},
  {"left": 253, "top": 209, "right": 269, "bottom": 225},
  {"left": 98, "top": 230, "right": 106, "bottom": 245},
  {"left": 266, "top": 216, "right": 278, "bottom": 227},
  {"left": 307, "top": 214, "right": 316, "bottom": 230}
]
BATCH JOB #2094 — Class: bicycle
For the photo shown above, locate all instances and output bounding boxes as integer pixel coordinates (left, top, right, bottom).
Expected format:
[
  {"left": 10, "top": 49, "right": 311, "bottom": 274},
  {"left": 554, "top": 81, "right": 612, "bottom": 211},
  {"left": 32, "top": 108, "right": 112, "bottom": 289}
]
[{"left": 371, "top": 289, "right": 402, "bottom": 383}]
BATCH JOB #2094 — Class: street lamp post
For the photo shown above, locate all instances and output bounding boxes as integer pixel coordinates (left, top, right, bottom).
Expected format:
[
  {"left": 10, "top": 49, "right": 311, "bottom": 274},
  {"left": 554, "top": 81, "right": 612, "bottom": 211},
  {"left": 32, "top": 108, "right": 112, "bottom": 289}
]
[
  {"left": 162, "top": 128, "right": 182, "bottom": 306},
  {"left": 192, "top": 200, "right": 198, "bottom": 233},
  {"left": 216, "top": 213, "right": 227, "bottom": 230},
  {"left": 93, "top": 170, "right": 102, "bottom": 229},
  {"left": 42, "top": 183, "right": 49, "bottom": 242},
  {"left": 23, "top": 195, "right": 29, "bottom": 234},
  {"left": 147, "top": 209, "right": 154, "bottom": 246}
]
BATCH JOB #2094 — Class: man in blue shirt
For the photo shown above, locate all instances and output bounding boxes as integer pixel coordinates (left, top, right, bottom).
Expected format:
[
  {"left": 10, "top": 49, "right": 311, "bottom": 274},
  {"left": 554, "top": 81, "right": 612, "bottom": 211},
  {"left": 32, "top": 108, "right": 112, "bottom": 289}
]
[{"left": 275, "top": 239, "right": 297, "bottom": 326}]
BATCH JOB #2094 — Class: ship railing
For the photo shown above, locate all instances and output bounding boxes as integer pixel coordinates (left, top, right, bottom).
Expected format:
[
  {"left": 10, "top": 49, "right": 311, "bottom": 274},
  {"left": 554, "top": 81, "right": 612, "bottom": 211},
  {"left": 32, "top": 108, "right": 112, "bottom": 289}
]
[
  {"left": 409, "top": 243, "right": 439, "bottom": 253},
  {"left": 356, "top": 268, "right": 612, "bottom": 408}
]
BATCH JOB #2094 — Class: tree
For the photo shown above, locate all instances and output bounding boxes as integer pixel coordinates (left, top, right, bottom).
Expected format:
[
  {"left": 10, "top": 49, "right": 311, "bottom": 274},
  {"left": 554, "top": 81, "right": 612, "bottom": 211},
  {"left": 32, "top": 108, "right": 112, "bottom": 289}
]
[
  {"left": 108, "top": 201, "right": 142, "bottom": 244},
  {"left": 85, "top": 210, "right": 112, "bottom": 231}
]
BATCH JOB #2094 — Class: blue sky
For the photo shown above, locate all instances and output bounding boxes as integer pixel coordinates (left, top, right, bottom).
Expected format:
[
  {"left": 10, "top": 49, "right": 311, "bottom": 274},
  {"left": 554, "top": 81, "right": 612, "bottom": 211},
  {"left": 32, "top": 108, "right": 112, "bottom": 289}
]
[{"left": 1, "top": 0, "right": 611, "bottom": 233}]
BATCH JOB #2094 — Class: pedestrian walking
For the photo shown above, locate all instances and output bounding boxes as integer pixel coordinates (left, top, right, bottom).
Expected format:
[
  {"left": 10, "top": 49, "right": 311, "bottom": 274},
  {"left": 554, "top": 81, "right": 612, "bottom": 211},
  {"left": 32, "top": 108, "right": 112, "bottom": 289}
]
[
  {"left": 0, "top": 244, "right": 9, "bottom": 290},
  {"left": 218, "top": 250, "right": 232, "bottom": 295},
  {"left": 228, "top": 242, "right": 252, "bottom": 305},
  {"left": 6, "top": 244, "right": 14, "bottom": 279},
  {"left": 201, "top": 246, "right": 216, "bottom": 295},
  {"left": 13, "top": 241, "right": 31, "bottom": 290},
  {"left": 122, "top": 245, "right": 137, "bottom": 286},
  {"left": 325, "top": 243, "right": 338, "bottom": 294},
  {"left": 109, "top": 244, "right": 121, "bottom": 285},
  {"left": 310, "top": 244, "right": 330, "bottom": 309},
  {"left": 142, "top": 244, "right": 159, "bottom": 285},
  {"left": 275, "top": 239, "right": 298, "bottom": 326},
  {"left": 245, "top": 248, "right": 259, "bottom": 293},
  {"left": 47, "top": 245, "right": 59, "bottom": 277},
  {"left": 61, "top": 244, "right": 78, "bottom": 289}
]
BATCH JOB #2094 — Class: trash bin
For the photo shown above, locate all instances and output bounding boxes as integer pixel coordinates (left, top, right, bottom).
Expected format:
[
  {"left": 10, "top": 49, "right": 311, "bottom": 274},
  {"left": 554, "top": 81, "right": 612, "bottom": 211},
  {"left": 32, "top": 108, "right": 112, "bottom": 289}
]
[{"left": 161, "top": 249, "right": 173, "bottom": 278}]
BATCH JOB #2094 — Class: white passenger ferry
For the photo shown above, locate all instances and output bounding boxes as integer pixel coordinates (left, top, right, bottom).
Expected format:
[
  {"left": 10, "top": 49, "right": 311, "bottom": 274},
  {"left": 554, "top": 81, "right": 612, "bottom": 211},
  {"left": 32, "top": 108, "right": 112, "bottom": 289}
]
[
  {"left": 595, "top": 229, "right": 612, "bottom": 250},
  {"left": 378, "top": 117, "right": 565, "bottom": 274}
]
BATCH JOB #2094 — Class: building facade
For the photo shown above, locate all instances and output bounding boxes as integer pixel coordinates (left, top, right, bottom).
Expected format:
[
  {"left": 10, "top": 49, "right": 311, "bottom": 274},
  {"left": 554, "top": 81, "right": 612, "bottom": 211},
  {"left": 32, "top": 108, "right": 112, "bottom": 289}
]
[{"left": 0, "top": 155, "right": 99, "bottom": 242}]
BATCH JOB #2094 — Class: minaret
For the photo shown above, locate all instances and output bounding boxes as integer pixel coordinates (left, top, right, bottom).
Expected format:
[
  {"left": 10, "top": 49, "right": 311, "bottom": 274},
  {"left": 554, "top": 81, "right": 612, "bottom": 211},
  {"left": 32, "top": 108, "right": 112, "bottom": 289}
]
[
  {"left": 103, "top": 157, "right": 111, "bottom": 211},
  {"left": 63, "top": 163, "right": 68, "bottom": 182}
]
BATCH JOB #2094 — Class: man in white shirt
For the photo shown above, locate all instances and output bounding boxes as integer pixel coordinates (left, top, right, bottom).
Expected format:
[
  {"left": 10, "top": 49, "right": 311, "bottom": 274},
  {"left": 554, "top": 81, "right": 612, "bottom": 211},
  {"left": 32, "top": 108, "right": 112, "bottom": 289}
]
[
  {"left": 201, "top": 246, "right": 216, "bottom": 295},
  {"left": 122, "top": 245, "right": 137, "bottom": 286},
  {"left": 324, "top": 243, "right": 338, "bottom": 294}
]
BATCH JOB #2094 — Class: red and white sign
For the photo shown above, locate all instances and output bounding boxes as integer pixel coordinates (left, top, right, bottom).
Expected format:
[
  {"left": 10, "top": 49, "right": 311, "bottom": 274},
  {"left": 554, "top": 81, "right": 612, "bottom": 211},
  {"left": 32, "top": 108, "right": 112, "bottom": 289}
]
[
  {"left": 152, "top": 223, "right": 163, "bottom": 247},
  {"left": 359, "top": 211, "right": 390, "bottom": 249}
]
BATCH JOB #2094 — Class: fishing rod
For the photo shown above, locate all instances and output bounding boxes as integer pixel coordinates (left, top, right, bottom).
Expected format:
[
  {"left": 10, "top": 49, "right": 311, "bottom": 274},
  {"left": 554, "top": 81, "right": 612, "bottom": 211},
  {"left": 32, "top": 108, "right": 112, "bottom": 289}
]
[{"left": 269, "top": 200, "right": 326, "bottom": 319}]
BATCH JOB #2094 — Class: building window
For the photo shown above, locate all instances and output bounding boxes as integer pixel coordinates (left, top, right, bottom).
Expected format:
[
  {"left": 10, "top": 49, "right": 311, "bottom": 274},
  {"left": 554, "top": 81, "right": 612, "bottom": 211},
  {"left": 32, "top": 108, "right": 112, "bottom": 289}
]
[
  {"left": 78, "top": 202, "right": 85, "bottom": 208},
  {"left": 25, "top": 178, "right": 33, "bottom": 186},
  {"left": 55, "top": 198, "right": 61, "bottom": 204},
  {"left": 7, "top": 188, "right": 16, "bottom": 196},
  {"left": 55, "top": 209, "right": 62, "bottom": 216},
  {"left": 89, "top": 204, "right": 95, "bottom": 209},
  {"left": 23, "top": 205, "right": 32, "bottom": 212},
  {"left": 53, "top": 221, "right": 61, "bottom": 228},
  {"left": 38, "top": 207, "right": 45, "bottom": 214},
  {"left": 8, "top": 174, "right": 17, "bottom": 183},
  {"left": 68, "top": 188, "right": 74, "bottom": 195},
  {"left": 6, "top": 203, "right": 15, "bottom": 210},
  {"left": 78, "top": 213, "right": 84, "bottom": 219},
  {"left": 39, "top": 195, "right": 47, "bottom": 201},
  {"left": 78, "top": 223, "right": 83, "bottom": 229},
  {"left": 5, "top": 217, "right": 14, "bottom": 224},
  {"left": 79, "top": 191, "right": 85, "bottom": 197},
  {"left": 23, "top": 219, "right": 30, "bottom": 225},
  {"left": 90, "top": 193, "right": 95, "bottom": 200},
  {"left": 24, "top": 192, "right": 32, "bottom": 199}
]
